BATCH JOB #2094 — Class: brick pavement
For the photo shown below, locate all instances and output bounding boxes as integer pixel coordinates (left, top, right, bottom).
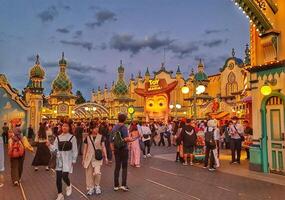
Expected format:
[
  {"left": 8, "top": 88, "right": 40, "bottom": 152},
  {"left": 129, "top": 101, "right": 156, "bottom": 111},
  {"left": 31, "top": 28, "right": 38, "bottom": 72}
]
[{"left": 1, "top": 146, "right": 285, "bottom": 200}]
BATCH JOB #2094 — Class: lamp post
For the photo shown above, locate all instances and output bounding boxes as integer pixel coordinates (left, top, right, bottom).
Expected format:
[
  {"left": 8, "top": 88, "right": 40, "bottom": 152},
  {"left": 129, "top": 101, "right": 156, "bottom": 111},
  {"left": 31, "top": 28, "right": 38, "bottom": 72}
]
[
  {"left": 169, "top": 103, "right": 181, "bottom": 119},
  {"left": 181, "top": 81, "right": 205, "bottom": 119}
]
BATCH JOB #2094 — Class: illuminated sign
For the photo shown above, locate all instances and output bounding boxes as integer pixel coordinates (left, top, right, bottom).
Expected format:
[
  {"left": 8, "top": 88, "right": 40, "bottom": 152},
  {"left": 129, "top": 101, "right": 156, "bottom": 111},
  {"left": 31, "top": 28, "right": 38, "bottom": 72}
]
[{"left": 148, "top": 79, "right": 162, "bottom": 91}]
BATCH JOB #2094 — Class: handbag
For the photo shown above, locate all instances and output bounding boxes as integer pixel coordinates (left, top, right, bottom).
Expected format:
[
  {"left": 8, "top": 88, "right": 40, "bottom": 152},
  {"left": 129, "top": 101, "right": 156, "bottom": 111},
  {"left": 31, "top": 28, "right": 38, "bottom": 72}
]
[
  {"left": 90, "top": 136, "right": 103, "bottom": 161},
  {"left": 48, "top": 150, "right": 57, "bottom": 169}
]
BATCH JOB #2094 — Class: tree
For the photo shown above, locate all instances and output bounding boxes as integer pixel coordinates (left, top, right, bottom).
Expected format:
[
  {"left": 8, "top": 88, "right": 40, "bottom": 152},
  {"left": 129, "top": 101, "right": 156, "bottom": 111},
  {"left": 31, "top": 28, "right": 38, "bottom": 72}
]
[{"left": 75, "top": 90, "right": 86, "bottom": 104}]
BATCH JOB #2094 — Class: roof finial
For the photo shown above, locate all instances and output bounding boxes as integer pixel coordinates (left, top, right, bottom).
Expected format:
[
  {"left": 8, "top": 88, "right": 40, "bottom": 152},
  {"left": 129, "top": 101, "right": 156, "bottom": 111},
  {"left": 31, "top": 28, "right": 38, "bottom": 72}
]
[
  {"left": 120, "top": 60, "right": 123, "bottom": 65},
  {"left": 244, "top": 44, "right": 251, "bottom": 65},
  {"left": 104, "top": 83, "right": 108, "bottom": 89},
  {"left": 35, "top": 54, "right": 40, "bottom": 65},
  {"left": 138, "top": 70, "right": 142, "bottom": 78},
  {"left": 232, "top": 48, "right": 235, "bottom": 57},
  {"left": 62, "top": 52, "right": 65, "bottom": 59},
  {"left": 176, "top": 64, "right": 181, "bottom": 74},
  {"left": 145, "top": 67, "right": 150, "bottom": 76}
]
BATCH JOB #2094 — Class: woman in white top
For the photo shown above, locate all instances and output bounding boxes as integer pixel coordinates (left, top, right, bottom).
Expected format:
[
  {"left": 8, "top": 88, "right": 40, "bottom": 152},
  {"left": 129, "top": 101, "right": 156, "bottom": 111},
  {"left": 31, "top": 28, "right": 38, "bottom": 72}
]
[
  {"left": 141, "top": 122, "right": 152, "bottom": 158},
  {"left": 82, "top": 126, "right": 107, "bottom": 196},
  {"left": 47, "top": 122, "right": 78, "bottom": 200}
]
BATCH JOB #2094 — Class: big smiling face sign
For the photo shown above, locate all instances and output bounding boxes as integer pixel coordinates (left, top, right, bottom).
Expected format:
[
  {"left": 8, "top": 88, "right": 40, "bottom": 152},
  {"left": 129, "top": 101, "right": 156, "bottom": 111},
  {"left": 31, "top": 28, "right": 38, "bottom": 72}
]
[{"left": 145, "top": 94, "right": 168, "bottom": 120}]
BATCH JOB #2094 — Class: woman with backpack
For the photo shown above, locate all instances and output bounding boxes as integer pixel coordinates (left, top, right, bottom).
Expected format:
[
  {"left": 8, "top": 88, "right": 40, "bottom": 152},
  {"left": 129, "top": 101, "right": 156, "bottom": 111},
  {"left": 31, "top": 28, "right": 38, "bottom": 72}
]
[
  {"left": 32, "top": 123, "right": 51, "bottom": 171},
  {"left": 8, "top": 125, "right": 33, "bottom": 186},
  {"left": 46, "top": 122, "right": 78, "bottom": 200},
  {"left": 82, "top": 125, "right": 107, "bottom": 196}
]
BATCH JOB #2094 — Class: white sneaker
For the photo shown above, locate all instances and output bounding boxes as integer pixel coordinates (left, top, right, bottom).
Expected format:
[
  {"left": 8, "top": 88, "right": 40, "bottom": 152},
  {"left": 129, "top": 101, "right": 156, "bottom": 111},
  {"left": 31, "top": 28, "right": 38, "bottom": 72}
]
[
  {"left": 143, "top": 155, "right": 147, "bottom": 158},
  {"left": 0, "top": 183, "right": 4, "bottom": 188},
  {"left": 95, "top": 186, "right": 102, "bottom": 195},
  {"left": 114, "top": 186, "right": 120, "bottom": 191},
  {"left": 66, "top": 185, "right": 72, "bottom": 196},
  {"left": 147, "top": 154, "right": 152, "bottom": 157},
  {"left": 56, "top": 193, "right": 64, "bottom": 200},
  {"left": 86, "top": 188, "right": 94, "bottom": 196}
]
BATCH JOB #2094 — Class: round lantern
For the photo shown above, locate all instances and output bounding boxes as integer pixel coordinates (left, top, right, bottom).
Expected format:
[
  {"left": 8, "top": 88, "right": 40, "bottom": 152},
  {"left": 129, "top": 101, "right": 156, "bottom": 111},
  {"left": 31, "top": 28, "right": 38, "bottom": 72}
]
[
  {"left": 196, "top": 85, "right": 206, "bottom": 95},
  {"left": 260, "top": 84, "right": 272, "bottom": 96},
  {"left": 181, "top": 85, "right": 190, "bottom": 94}
]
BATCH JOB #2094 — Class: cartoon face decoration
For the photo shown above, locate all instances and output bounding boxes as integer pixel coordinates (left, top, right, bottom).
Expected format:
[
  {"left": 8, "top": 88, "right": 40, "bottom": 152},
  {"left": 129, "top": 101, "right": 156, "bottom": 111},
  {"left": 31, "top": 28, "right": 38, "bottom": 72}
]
[{"left": 145, "top": 94, "right": 168, "bottom": 120}]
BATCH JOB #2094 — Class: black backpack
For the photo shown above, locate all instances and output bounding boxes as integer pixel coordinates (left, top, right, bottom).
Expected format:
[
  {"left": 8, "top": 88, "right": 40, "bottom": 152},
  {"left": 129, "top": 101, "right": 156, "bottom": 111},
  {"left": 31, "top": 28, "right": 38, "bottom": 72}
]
[{"left": 204, "top": 128, "right": 216, "bottom": 149}]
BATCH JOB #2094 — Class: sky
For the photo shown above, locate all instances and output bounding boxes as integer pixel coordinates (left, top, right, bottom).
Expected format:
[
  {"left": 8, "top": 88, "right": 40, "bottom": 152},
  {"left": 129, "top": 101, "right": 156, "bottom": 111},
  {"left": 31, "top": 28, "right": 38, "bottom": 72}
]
[{"left": 0, "top": 0, "right": 249, "bottom": 99}]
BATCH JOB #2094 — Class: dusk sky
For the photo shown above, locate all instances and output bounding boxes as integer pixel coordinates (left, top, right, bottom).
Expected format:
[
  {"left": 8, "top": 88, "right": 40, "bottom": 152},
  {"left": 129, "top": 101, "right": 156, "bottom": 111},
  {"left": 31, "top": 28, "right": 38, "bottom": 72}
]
[{"left": 0, "top": 0, "right": 249, "bottom": 99}]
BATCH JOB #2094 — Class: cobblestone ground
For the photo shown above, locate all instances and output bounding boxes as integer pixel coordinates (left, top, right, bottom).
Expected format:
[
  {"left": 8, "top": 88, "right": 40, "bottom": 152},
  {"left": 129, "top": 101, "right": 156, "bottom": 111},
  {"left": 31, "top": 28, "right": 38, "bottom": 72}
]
[{"left": 1, "top": 146, "right": 285, "bottom": 200}]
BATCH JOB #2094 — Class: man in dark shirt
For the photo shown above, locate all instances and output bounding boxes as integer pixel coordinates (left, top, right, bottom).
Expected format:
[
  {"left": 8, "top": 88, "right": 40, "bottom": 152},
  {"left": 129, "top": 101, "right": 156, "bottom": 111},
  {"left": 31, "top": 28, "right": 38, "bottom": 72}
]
[
  {"left": 181, "top": 119, "right": 197, "bottom": 166},
  {"left": 111, "top": 113, "right": 132, "bottom": 192},
  {"left": 2, "top": 122, "right": 9, "bottom": 144},
  {"left": 75, "top": 122, "right": 84, "bottom": 155}
]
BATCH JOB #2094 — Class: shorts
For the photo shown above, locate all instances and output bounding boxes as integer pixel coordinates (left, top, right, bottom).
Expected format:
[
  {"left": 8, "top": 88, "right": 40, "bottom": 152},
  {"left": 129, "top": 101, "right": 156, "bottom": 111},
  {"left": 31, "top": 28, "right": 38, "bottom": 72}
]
[{"left": 183, "top": 146, "right": 194, "bottom": 154}]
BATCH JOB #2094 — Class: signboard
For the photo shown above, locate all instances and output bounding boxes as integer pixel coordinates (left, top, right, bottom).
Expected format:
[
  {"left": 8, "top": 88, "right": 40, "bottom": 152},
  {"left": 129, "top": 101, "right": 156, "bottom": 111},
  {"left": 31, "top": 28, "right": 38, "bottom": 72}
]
[{"left": 148, "top": 79, "right": 162, "bottom": 91}]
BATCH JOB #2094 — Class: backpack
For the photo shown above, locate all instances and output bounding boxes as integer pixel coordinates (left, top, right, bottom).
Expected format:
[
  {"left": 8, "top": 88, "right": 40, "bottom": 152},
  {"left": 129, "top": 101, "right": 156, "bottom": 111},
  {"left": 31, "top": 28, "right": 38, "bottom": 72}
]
[
  {"left": 8, "top": 137, "right": 25, "bottom": 158},
  {"left": 204, "top": 128, "right": 216, "bottom": 149},
  {"left": 113, "top": 126, "right": 126, "bottom": 149}
]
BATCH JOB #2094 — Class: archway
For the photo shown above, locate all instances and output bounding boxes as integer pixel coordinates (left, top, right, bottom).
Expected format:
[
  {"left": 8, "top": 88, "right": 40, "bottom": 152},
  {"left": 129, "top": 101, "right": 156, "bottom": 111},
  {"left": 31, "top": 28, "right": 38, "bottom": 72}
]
[{"left": 73, "top": 102, "right": 110, "bottom": 119}]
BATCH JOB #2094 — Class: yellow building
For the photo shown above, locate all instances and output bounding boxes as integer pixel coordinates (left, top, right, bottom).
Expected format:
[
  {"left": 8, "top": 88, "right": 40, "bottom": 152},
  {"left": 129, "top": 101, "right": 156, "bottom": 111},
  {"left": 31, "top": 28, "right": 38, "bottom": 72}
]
[
  {"left": 92, "top": 48, "right": 251, "bottom": 122},
  {"left": 234, "top": 0, "right": 285, "bottom": 174}
]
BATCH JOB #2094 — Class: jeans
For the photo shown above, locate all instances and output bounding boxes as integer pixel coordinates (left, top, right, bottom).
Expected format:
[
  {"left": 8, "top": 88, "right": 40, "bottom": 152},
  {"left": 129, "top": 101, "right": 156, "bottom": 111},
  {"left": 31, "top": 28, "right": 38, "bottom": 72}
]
[
  {"left": 56, "top": 171, "right": 70, "bottom": 194},
  {"left": 143, "top": 140, "right": 151, "bottom": 155},
  {"left": 10, "top": 155, "right": 25, "bottom": 183},
  {"left": 158, "top": 133, "right": 165, "bottom": 146},
  {"left": 230, "top": 139, "right": 242, "bottom": 162},
  {"left": 204, "top": 146, "right": 215, "bottom": 168},
  {"left": 114, "top": 149, "right": 128, "bottom": 187},
  {"left": 105, "top": 140, "right": 113, "bottom": 161}
]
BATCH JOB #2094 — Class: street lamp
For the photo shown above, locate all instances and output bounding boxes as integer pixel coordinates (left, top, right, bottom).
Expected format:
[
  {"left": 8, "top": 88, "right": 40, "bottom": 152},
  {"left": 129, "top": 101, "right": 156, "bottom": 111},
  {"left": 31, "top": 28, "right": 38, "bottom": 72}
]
[
  {"left": 175, "top": 104, "right": 182, "bottom": 109},
  {"left": 181, "top": 84, "right": 190, "bottom": 94},
  {"left": 260, "top": 83, "right": 272, "bottom": 96},
  {"left": 169, "top": 104, "right": 174, "bottom": 109}
]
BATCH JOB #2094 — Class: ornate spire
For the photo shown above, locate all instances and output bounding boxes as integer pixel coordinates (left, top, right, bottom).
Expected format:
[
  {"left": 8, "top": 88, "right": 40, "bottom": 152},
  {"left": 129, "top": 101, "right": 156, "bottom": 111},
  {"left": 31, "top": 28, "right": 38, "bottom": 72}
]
[
  {"left": 59, "top": 52, "right": 67, "bottom": 66},
  {"left": 232, "top": 48, "right": 236, "bottom": 57},
  {"left": 35, "top": 54, "right": 40, "bottom": 65},
  {"left": 138, "top": 71, "right": 142, "bottom": 78},
  {"left": 244, "top": 44, "right": 251, "bottom": 66},
  {"left": 160, "top": 62, "right": 166, "bottom": 70},
  {"left": 104, "top": 83, "right": 108, "bottom": 90},
  {"left": 145, "top": 67, "right": 150, "bottom": 76},
  {"left": 130, "top": 73, "right": 134, "bottom": 80},
  {"left": 176, "top": 64, "right": 181, "bottom": 75},
  {"left": 98, "top": 86, "right": 101, "bottom": 91},
  {"left": 198, "top": 59, "right": 204, "bottom": 72}
]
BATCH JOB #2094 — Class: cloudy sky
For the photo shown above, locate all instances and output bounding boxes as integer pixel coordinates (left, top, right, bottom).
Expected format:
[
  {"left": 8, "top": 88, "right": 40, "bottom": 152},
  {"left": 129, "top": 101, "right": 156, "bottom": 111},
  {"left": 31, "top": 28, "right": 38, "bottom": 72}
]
[{"left": 0, "top": 0, "right": 249, "bottom": 99}]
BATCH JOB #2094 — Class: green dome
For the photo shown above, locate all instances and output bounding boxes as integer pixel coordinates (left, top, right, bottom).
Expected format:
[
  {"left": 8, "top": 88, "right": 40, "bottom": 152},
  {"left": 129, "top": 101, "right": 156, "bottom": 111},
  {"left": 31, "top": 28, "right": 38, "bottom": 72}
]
[
  {"left": 194, "top": 72, "right": 208, "bottom": 81},
  {"left": 30, "top": 55, "right": 45, "bottom": 79},
  {"left": 52, "top": 72, "right": 72, "bottom": 94},
  {"left": 113, "top": 79, "right": 128, "bottom": 96}
]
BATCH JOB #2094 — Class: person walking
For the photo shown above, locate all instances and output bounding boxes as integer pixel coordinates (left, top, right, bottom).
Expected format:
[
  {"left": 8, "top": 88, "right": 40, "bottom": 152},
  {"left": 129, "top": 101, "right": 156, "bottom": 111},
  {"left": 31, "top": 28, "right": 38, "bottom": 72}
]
[
  {"left": 181, "top": 119, "right": 197, "bottom": 166},
  {"left": 2, "top": 122, "right": 9, "bottom": 144},
  {"left": 75, "top": 122, "right": 84, "bottom": 156},
  {"left": 27, "top": 124, "right": 35, "bottom": 142},
  {"left": 82, "top": 126, "right": 107, "bottom": 196},
  {"left": 129, "top": 124, "right": 141, "bottom": 167},
  {"left": 229, "top": 117, "right": 244, "bottom": 164},
  {"left": 149, "top": 122, "right": 157, "bottom": 146},
  {"left": 243, "top": 120, "right": 253, "bottom": 160},
  {"left": 47, "top": 122, "right": 78, "bottom": 200},
  {"left": 141, "top": 122, "right": 152, "bottom": 158},
  {"left": 32, "top": 124, "right": 50, "bottom": 171},
  {"left": 157, "top": 122, "right": 166, "bottom": 146},
  {"left": 8, "top": 125, "right": 34, "bottom": 185},
  {"left": 111, "top": 113, "right": 133, "bottom": 192},
  {"left": 105, "top": 124, "right": 113, "bottom": 163}
]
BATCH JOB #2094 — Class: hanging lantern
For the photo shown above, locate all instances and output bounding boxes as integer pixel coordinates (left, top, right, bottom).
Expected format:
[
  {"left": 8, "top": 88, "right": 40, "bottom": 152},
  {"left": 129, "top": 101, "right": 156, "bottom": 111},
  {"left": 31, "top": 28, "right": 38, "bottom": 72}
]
[
  {"left": 181, "top": 85, "right": 190, "bottom": 94},
  {"left": 260, "top": 83, "right": 272, "bottom": 96}
]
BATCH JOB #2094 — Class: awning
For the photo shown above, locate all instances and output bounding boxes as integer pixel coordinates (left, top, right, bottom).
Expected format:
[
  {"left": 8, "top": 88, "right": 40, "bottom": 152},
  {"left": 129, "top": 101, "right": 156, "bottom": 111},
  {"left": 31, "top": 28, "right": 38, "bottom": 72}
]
[{"left": 209, "top": 111, "right": 230, "bottom": 120}]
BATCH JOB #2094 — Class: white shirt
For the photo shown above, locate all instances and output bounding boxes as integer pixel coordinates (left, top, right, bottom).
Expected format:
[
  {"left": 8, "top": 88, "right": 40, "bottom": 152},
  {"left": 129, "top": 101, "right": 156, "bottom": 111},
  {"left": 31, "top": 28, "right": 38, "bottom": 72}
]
[{"left": 141, "top": 125, "right": 151, "bottom": 141}]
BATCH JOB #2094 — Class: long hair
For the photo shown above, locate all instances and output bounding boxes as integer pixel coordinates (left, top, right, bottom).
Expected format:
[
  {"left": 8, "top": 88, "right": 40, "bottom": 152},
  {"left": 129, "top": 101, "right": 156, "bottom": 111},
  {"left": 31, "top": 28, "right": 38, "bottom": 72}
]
[
  {"left": 38, "top": 124, "right": 47, "bottom": 139},
  {"left": 129, "top": 124, "right": 138, "bottom": 132}
]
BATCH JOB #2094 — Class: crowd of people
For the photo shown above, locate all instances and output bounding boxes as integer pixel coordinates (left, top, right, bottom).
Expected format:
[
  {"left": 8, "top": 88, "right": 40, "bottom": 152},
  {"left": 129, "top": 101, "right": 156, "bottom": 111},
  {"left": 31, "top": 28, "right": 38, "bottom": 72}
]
[{"left": 0, "top": 114, "right": 253, "bottom": 200}]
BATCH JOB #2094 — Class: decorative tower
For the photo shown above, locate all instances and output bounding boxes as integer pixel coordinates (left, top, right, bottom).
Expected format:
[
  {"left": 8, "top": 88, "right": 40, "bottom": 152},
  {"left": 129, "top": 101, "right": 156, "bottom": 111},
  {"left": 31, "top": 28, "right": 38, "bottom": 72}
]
[
  {"left": 112, "top": 60, "right": 134, "bottom": 115},
  {"left": 244, "top": 44, "right": 251, "bottom": 66},
  {"left": 25, "top": 54, "right": 45, "bottom": 132},
  {"left": 176, "top": 64, "right": 182, "bottom": 78},
  {"left": 49, "top": 52, "right": 76, "bottom": 119},
  {"left": 145, "top": 67, "right": 150, "bottom": 82}
]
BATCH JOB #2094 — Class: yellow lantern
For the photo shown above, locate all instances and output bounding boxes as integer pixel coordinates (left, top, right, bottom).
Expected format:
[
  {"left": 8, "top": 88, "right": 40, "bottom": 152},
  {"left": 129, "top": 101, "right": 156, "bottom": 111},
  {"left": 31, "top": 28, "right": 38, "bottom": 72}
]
[
  {"left": 260, "top": 84, "right": 272, "bottom": 96},
  {"left": 128, "top": 106, "right": 135, "bottom": 114},
  {"left": 181, "top": 85, "right": 190, "bottom": 94}
]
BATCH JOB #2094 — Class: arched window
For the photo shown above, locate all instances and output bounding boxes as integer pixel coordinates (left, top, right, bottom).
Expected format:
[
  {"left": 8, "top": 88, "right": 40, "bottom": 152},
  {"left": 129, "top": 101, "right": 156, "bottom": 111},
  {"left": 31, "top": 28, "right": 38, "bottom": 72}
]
[{"left": 226, "top": 72, "right": 238, "bottom": 96}]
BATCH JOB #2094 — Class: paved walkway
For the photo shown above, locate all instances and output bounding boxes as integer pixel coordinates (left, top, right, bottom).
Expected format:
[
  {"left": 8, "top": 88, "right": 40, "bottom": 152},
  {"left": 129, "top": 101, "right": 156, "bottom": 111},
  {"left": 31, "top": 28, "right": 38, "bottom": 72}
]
[{"left": 1, "top": 146, "right": 285, "bottom": 200}]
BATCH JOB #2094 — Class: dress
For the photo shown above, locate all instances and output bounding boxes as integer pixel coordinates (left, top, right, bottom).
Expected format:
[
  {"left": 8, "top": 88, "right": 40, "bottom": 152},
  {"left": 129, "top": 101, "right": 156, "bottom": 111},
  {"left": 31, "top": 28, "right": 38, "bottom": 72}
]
[
  {"left": 130, "top": 131, "right": 140, "bottom": 166},
  {"left": 32, "top": 138, "right": 51, "bottom": 166}
]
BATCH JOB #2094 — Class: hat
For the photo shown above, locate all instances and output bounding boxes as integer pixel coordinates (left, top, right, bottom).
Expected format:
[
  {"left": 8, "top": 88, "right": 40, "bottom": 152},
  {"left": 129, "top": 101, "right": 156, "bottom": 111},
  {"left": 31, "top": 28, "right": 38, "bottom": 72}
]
[{"left": 207, "top": 119, "right": 218, "bottom": 127}]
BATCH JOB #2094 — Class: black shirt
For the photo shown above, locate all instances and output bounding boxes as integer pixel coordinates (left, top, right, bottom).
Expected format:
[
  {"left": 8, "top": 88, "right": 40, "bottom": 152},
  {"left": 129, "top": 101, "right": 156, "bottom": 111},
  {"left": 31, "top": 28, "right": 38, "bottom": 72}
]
[{"left": 181, "top": 125, "right": 197, "bottom": 147}]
